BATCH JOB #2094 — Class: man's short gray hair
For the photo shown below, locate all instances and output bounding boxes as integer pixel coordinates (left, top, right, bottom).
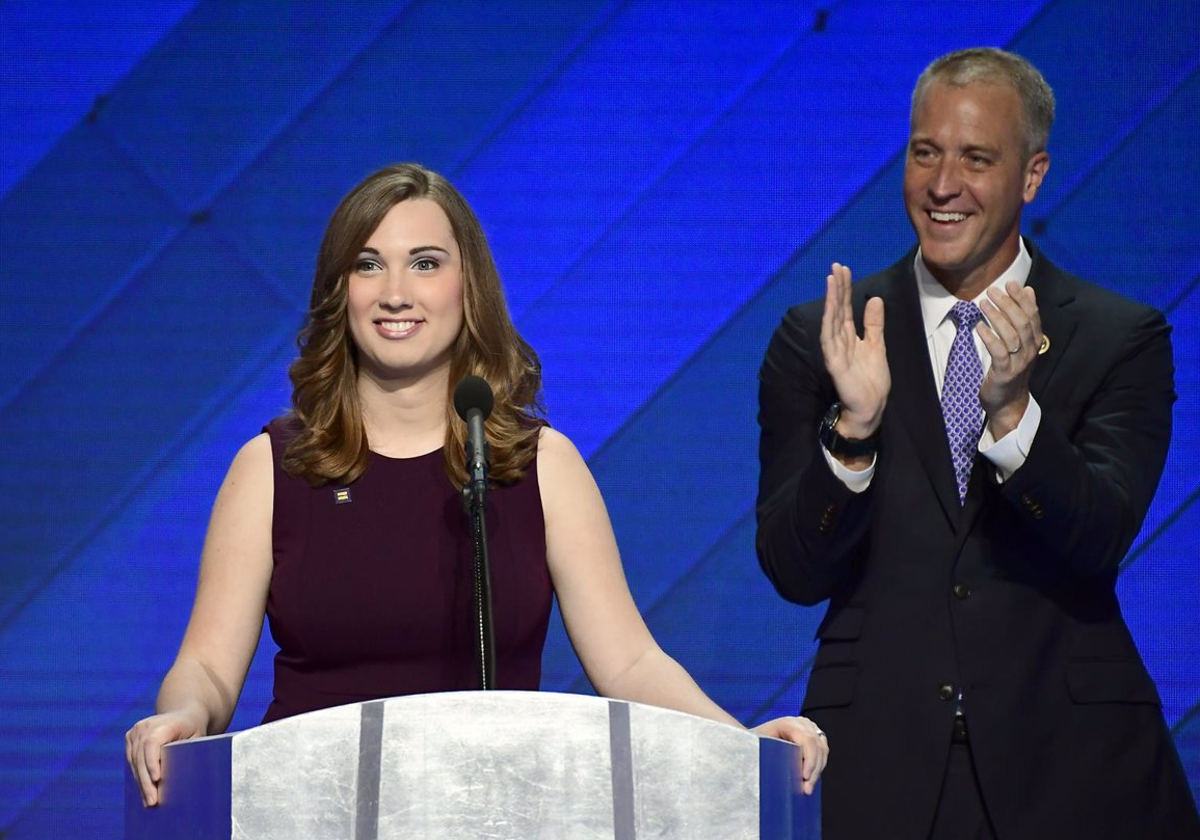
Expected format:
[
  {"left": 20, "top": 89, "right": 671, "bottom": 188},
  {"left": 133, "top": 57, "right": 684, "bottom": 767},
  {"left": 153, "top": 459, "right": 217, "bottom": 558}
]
[{"left": 911, "top": 47, "right": 1055, "bottom": 159}]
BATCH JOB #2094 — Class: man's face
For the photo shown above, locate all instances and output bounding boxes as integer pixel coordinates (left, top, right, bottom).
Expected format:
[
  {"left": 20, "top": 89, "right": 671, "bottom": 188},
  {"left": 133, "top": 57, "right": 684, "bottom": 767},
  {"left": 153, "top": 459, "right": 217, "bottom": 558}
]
[{"left": 903, "top": 80, "right": 1049, "bottom": 295}]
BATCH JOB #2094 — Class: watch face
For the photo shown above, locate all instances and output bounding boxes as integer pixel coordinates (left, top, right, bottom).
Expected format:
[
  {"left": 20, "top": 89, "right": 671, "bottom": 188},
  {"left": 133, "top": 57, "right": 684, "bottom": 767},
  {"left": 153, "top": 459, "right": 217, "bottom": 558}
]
[
  {"left": 819, "top": 402, "right": 842, "bottom": 453},
  {"left": 819, "top": 400, "right": 877, "bottom": 457},
  {"left": 822, "top": 402, "right": 842, "bottom": 430}
]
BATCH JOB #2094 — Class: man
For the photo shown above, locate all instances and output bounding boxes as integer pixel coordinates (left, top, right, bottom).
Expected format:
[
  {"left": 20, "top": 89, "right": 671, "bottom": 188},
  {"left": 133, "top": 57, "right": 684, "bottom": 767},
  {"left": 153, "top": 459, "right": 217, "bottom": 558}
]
[{"left": 756, "top": 47, "right": 1199, "bottom": 839}]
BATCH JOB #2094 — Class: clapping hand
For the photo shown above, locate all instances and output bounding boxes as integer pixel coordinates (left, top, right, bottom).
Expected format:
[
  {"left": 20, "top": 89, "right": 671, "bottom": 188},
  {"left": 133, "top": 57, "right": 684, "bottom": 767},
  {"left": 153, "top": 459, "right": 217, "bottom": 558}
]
[
  {"left": 977, "top": 280, "right": 1042, "bottom": 438},
  {"left": 819, "top": 263, "right": 889, "bottom": 451}
]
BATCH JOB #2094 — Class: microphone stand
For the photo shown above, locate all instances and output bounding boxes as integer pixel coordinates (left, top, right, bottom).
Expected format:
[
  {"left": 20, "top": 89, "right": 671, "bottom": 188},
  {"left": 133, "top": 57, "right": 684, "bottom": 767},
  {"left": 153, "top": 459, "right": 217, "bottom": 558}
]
[{"left": 462, "top": 423, "right": 496, "bottom": 691}]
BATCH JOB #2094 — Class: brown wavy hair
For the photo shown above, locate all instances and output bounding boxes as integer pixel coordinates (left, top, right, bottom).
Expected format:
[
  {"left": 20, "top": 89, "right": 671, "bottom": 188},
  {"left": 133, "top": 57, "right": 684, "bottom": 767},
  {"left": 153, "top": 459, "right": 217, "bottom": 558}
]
[{"left": 282, "top": 163, "right": 545, "bottom": 488}]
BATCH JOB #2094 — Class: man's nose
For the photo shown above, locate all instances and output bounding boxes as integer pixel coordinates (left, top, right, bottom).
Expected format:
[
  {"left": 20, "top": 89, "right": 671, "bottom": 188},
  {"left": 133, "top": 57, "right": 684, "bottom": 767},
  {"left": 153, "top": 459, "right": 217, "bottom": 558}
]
[{"left": 928, "top": 158, "right": 963, "bottom": 199}]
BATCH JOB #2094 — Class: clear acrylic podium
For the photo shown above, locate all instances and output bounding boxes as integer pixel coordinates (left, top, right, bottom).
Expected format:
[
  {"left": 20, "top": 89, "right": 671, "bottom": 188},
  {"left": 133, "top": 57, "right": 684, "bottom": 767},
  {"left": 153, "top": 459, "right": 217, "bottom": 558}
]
[{"left": 125, "top": 690, "right": 819, "bottom": 839}]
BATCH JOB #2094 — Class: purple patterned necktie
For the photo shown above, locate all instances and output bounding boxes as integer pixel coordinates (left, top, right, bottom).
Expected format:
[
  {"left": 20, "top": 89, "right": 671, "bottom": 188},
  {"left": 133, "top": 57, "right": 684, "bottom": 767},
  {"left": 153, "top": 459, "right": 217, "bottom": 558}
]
[{"left": 941, "top": 301, "right": 985, "bottom": 505}]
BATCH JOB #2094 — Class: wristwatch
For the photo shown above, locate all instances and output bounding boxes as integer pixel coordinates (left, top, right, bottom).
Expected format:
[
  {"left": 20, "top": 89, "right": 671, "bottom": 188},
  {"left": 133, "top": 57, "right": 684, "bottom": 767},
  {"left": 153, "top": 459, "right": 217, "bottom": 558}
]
[{"left": 818, "top": 401, "right": 879, "bottom": 458}]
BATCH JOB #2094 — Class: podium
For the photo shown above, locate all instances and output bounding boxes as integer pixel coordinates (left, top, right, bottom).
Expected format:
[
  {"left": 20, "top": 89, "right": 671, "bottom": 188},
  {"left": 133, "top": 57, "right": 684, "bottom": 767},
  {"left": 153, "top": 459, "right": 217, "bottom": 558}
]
[{"left": 125, "top": 691, "right": 819, "bottom": 839}]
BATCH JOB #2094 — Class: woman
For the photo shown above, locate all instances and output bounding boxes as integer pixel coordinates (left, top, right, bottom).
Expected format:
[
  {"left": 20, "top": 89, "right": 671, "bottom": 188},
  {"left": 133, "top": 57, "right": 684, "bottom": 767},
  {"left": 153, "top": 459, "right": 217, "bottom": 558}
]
[{"left": 125, "top": 163, "right": 828, "bottom": 807}]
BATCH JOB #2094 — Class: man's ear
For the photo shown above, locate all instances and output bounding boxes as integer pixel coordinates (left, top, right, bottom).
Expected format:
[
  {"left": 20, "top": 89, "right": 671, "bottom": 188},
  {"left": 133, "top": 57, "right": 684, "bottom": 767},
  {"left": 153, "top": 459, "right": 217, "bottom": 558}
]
[{"left": 1023, "top": 151, "right": 1050, "bottom": 203}]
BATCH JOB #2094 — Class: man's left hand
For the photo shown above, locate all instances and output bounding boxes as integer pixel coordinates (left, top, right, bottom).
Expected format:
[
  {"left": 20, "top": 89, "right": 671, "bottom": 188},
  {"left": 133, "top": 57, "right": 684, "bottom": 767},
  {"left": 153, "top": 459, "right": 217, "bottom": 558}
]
[{"left": 977, "top": 280, "right": 1042, "bottom": 438}]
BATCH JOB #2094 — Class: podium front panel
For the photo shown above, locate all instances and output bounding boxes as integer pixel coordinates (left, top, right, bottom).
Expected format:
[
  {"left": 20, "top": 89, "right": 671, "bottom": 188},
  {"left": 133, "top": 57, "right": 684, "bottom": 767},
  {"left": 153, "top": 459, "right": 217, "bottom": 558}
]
[
  {"left": 126, "top": 691, "right": 817, "bottom": 839},
  {"left": 231, "top": 701, "right": 362, "bottom": 837},
  {"left": 378, "top": 692, "right": 615, "bottom": 838},
  {"left": 627, "top": 701, "right": 760, "bottom": 838}
]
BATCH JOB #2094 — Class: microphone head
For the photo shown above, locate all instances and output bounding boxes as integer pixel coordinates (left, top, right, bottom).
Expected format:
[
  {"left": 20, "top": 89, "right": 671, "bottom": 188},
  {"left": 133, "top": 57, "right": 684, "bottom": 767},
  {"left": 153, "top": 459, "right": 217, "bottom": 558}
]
[{"left": 454, "top": 375, "right": 494, "bottom": 422}]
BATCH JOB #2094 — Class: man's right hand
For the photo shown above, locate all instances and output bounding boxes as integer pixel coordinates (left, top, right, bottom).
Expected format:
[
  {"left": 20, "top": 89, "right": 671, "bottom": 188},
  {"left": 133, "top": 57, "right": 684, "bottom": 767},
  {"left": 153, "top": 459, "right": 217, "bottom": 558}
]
[{"left": 819, "top": 263, "right": 889, "bottom": 454}]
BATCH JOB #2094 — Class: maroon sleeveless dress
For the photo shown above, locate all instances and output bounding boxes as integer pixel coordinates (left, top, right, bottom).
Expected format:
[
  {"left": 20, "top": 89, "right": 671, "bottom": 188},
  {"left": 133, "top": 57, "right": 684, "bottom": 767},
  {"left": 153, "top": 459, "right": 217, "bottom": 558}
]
[{"left": 261, "top": 418, "right": 553, "bottom": 724}]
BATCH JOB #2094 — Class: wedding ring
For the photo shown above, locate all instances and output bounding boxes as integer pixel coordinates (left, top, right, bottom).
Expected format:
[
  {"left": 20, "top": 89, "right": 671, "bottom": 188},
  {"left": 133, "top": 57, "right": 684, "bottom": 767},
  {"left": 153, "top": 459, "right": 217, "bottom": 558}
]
[{"left": 1008, "top": 345, "right": 1021, "bottom": 355}]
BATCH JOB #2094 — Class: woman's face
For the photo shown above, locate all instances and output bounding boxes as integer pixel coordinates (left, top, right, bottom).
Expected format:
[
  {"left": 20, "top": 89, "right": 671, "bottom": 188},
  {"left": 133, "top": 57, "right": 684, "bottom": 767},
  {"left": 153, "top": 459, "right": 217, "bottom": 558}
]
[{"left": 346, "top": 198, "right": 465, "bottom": 387}]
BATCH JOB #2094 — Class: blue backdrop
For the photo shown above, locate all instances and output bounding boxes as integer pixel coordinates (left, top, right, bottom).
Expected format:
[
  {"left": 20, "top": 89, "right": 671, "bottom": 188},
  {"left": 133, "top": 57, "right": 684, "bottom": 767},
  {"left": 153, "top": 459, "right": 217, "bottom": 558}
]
[{"left": 2, "top": 1, "right": 1197, "bottom": 835}]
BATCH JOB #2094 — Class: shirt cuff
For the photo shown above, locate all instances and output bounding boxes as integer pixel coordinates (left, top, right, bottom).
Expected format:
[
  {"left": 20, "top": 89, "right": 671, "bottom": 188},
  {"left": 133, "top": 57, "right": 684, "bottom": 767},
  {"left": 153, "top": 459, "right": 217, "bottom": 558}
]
[
  {"left": 979, "top": 395, "right": 1042, "bottom": 482},
  {"left": 822, "top": 446, "right": 875, "bottom": 493}
]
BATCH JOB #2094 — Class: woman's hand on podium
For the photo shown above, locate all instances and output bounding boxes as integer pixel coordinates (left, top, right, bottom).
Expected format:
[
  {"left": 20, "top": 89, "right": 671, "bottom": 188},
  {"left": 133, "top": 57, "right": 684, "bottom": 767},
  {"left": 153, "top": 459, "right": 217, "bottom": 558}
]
[
  {"left": 751, "top": 715, "right": 829, "bottom": 796},
  {"left": 125, "top": 708, "right": 206, "bottom": 807}
]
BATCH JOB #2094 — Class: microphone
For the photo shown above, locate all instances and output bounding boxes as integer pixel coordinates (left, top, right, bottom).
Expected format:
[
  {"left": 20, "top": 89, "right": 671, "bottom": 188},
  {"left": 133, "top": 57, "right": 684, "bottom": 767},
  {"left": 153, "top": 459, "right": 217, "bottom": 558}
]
[
  {"left": 454, "top": 375, "right": 497, "bottom": 690},
  {"left": 454, "top": 376, "right": 494, "bottom": 490}
]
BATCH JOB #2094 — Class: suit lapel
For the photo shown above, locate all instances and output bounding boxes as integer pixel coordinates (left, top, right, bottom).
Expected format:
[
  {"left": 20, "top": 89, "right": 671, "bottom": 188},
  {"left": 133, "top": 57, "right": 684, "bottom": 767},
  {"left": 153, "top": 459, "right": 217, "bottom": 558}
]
[
  {"left": 880, "top": 257, "right": 963, "bottom": 529},
  {"left": 1025, "top": 247, "right": 1079, "bottom": 400}
]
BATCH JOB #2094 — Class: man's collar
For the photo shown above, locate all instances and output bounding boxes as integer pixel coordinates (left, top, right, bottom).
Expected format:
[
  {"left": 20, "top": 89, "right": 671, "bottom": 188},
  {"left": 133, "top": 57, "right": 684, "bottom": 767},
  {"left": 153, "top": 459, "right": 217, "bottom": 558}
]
[{"left": 914, "top": 239, "right": 1033, "bottom": 339}]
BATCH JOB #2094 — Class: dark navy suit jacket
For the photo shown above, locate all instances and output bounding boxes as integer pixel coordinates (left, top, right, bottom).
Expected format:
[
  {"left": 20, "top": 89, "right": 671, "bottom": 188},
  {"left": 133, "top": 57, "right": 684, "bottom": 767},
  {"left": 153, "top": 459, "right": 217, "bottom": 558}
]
[{"left": 756, "top": 240, "right": 1199, "bottom": 839}]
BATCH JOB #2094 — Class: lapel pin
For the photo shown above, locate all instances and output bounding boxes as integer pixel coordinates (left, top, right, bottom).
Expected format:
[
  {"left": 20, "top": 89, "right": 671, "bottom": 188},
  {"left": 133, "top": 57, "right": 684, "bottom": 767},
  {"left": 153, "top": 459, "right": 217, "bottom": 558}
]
[
  {"left": 1038, "top": 335, "right": 1050, "bottom": 355},
  {"left": 334, "top": 487, "right": 352, "bottom": 505}
]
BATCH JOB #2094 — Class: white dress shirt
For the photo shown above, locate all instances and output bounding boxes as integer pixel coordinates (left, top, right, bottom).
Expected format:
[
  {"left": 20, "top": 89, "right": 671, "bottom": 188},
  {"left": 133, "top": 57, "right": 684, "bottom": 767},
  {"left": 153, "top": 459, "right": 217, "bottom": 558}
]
[{"left": 824, "top": 240, "right": 1043, "bottom": 492}]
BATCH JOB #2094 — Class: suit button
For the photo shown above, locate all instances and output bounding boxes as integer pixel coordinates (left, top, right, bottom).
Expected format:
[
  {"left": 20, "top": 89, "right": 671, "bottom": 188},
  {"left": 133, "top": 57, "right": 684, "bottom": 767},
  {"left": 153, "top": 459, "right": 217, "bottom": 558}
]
[
  {"left": 818, "top": 504, "right": 836, "bottom": 535},
  {"left": 938, "top": 684, "right": 956, "bottom": 701},
  {"left": 1020, "top": 493, "right": 1046, "bottom": 520},
  {"left": 953, "top": 582, "right": 971, "bottom": 599}
]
